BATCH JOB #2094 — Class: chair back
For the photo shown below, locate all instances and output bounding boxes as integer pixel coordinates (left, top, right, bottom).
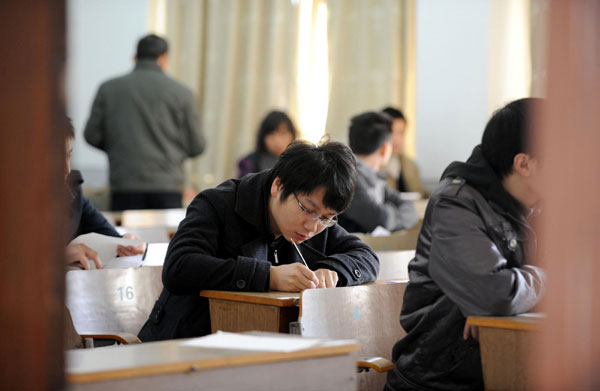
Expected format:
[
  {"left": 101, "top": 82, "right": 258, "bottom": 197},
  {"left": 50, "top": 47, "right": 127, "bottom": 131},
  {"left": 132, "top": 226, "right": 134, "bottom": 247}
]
[{"left": 66, "top": 266, "right": 163, "bottom": 336}]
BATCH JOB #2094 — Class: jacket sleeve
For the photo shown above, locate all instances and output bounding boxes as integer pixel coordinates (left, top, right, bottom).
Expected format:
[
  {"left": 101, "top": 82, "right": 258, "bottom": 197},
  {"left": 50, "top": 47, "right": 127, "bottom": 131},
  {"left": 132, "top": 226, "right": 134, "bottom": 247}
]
[
  {"left": 181, "top": 91, "right": 205, "bottom": 158},
  {"left": 78, "top": 196, "right": 121, "bottom": 238},
  {"left": 312, "top": 225, "right": 380, "bottom": 286},
  {"left": 162, "top": 192, "right": 270, "bottom": 295},
  {"left": 83, "top": 85, "right": 107, "bottom": 150},
  {"left": 428, "top": 196, "right": 546, "bottom": 316},
  {"left": 343, "top": 182, "right": 418, "bottom": 233},
  {"left": 384, "top": 186, "right": 419, "bottom": 230}
]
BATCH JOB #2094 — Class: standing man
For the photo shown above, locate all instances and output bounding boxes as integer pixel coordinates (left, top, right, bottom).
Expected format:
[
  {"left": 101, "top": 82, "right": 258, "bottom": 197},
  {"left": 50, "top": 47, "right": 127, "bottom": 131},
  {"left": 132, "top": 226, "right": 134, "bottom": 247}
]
[
  {"left": 85, "top": 34, "right": 205, "bottom": 211},
  {"left": 385, "top": 98, "right": 546, "bottom": 390},
  {"left": 337, "top": 111, "right": 418, "bottom": 234},
  {"left": 138, "top": 140, "right": 379, "bottom": 341}
]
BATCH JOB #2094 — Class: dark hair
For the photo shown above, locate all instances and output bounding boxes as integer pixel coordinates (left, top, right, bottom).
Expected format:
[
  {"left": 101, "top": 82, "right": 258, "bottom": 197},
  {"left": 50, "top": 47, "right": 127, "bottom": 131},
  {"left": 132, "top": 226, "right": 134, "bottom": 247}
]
[
  {"left": 136, "top": 34, "right": 168, "bottom": 60},
  {"left": 270, "top": 140, "right": 357, "bottom": 213},
  {"left": 382, "top": 106, "right": 406, "bottom": 121},
  {"left": 481, "top": 98, "right": 542, "bottom": 178},
  {"left": 256, "top": 111, "right": 297, "bottom": 154},
  {"left": 65, "top": 116, "right": 75, "bottom": 139},
  {"left": 348, "top": 111, "right": 393, "bottom": 155}
]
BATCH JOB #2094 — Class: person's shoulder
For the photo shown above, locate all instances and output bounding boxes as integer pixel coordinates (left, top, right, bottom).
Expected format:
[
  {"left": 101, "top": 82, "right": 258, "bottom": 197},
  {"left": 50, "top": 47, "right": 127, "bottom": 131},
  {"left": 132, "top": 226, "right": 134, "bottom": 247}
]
[{"left": 156, "top": 74, "right": 195, "bottom": 98}]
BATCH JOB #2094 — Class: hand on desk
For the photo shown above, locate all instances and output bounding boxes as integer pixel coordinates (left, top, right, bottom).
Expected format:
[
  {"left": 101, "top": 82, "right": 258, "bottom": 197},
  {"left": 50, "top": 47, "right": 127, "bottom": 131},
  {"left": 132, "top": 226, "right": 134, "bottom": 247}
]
[
  {"left": 117, "top": 233, "right": 147, "bottom": 257},
  {"left": 270, "top": 263, "right": 319, "bottom": 291},
  {"left": 315, "top": 268, "right": 338, "bottom": 288},
  {"left": 66, "top": 243, "right": 102, "bottom": 270},
  {"left": 270, "top": 264, "right": 338, "bottom": 291},
  {"left": 463, "top": 322, "right": 479, "bottom": 341}
]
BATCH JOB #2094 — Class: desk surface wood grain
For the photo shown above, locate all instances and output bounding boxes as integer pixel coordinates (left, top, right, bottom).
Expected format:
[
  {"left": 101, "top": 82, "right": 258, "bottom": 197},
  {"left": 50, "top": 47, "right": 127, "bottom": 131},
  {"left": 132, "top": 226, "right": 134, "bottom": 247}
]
[
  {"left": 200, "top": 290, "right": 300, "bottom": 307},
  {"left": 67, "top": 337, "right": 358, "bottom": 384}
]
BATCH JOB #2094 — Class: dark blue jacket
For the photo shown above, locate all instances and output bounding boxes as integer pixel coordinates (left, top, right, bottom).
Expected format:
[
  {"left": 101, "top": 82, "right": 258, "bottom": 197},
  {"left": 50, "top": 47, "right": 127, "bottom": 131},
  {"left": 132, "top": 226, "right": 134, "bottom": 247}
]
[
  {"left": 138, "top": 170, "right": 379, "bottom": 341},
  {"left": 67, "top": 170, "right": 120, "bottom": 242}
]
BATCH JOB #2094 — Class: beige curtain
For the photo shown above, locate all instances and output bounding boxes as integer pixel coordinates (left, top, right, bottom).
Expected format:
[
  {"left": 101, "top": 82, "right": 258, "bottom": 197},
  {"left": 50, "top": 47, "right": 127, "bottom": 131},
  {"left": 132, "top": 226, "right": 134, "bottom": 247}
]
[
  {"left": 149, "top": 0, "right": 415, "bottom": 191},
  {"left": 325, "top": 0, "right": 416, "bottom": 158},
  {"left": 487, "top": 0, "right": 533, "bottom": 116},
  {"left": 150, "top": 0, "right": 303, "bottom": 191}
]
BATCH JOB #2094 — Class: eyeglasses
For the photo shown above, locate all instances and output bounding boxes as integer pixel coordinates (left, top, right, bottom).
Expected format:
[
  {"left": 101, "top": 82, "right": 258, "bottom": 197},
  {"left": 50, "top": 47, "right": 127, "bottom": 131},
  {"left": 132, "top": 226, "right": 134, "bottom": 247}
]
[{"left": 293, "top": 193, "right": 338, "bottom": 228}]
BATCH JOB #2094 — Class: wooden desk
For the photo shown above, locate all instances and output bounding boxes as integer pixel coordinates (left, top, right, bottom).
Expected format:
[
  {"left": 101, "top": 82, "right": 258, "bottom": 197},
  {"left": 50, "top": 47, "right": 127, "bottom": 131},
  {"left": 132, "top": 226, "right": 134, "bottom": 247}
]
[
  {"left": 200, "top": 290, "right": 300, "bottom": 333},
  {"left": 467, "top": 314, "right": 543, "bottom": 391},
  {"left": 66, "top": 334, "right": 359, "bottom": 390}
]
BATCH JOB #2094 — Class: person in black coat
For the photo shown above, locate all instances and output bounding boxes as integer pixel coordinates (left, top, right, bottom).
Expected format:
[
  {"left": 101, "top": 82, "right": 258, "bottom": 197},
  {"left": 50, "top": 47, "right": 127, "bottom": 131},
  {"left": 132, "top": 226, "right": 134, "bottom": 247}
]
[
  {"left": 64, "top": 119, "right": 145, "bottom": 269},
  {"left": 139, "top": 140, "right": 380, "bottom": 341}
]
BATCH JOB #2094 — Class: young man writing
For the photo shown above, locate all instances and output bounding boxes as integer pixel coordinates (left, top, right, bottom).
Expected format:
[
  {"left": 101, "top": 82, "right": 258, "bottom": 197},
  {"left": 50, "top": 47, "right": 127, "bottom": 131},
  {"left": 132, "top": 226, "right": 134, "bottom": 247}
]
[
  {"left": 385, "top": 98, "right": 546, "bottom": 390},
  {"left": 139, "top": 140, "right": 379, "bottom": 341}
]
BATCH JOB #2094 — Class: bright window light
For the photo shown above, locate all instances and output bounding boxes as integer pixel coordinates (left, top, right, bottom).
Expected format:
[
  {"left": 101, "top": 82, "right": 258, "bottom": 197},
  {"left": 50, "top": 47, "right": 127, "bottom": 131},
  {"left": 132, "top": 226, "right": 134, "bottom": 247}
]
[{"left": 296, "top": 0, "right": 329, "bottom": 144}]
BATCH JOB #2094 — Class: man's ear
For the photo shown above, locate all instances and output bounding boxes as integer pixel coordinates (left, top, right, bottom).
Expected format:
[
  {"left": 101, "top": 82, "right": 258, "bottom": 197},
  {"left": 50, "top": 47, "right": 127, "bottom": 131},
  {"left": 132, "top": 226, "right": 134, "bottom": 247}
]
[
  {"left": 270, "top": 177, "right": 282, "bottom": 197},
  {"left": 513, "top": 153, "right": 536, "bottom": 177}
]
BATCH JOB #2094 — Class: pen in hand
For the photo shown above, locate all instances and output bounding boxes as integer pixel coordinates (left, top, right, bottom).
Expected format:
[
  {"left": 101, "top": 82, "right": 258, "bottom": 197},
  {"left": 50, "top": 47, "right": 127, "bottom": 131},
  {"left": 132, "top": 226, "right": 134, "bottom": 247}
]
[{"left": 290, "top": 238, "right": 310, "bottom": 269}]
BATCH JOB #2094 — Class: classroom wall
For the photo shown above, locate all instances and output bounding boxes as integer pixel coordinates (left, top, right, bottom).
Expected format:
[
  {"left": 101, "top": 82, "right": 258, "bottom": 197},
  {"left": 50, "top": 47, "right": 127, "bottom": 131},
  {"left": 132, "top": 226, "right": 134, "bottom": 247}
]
[
  {"left": 67, "top": 0, "right": 150, "bottom": 188},
  {"left": 415, "top": 0, "right": 491, "bottom": 190}
]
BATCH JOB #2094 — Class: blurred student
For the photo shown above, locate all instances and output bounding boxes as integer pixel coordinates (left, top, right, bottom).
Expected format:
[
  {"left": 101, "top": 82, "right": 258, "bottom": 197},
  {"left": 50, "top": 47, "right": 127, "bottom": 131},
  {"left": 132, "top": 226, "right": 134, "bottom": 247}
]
[
  {"left": 385, "top": 99, "right": 546, "bottom": 391},
  {"left": 237, "top": 110, "right": 296, "bottom": 178},
  {"left": 139, "top": 140, "right": 379, "bottom": 341},
  {"left": 65, "top": 119, "right": 146, "bottom": 270},
  {"left": 84, "top": 34, "right": 205, "bottom": 211},
  {"left": 337, "top": 111, "right": 418, "bottom": 234},
  {"left": 382, "top": 106, "right": 429, "bottom": 198}
]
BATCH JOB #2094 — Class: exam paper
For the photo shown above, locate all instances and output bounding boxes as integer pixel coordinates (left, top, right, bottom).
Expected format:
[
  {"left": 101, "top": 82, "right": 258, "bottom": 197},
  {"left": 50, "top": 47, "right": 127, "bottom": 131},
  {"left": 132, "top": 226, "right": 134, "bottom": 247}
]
[
  {"left": 180, "top": 331, "right": 324, "bottom": 352},
  {"left": 69, "top": 232, "right": 144, "bottom": 268}
]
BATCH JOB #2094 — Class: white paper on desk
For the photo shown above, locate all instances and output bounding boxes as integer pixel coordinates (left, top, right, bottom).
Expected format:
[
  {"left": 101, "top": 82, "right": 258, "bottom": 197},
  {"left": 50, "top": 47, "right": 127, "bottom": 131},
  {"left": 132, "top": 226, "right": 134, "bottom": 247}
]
[
  {"left": 370, "top": 226, "right": 392, "bottom": 236},
  {"left": 142, "top": 242, "right": 169, "bottom": 266},
  {"left": 180, "top": 331, "right": 324, "bottom": 352},
  {"left": 69, "top": 232, "right": 143, "bottom": 268}
]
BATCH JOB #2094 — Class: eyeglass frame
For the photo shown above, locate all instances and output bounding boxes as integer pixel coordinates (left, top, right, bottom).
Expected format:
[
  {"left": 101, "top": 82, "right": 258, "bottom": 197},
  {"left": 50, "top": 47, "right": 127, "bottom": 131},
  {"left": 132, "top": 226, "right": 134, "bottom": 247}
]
[{"left": 293, "top": 192, "right": 338, "bottom": 228}]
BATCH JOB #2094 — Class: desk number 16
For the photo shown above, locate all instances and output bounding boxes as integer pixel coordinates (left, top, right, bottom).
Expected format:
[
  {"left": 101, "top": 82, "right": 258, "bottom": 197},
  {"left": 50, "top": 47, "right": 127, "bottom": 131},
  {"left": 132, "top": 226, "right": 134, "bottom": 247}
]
[{"left": 117, "top": 286, "right": 134, "bottom": 301}]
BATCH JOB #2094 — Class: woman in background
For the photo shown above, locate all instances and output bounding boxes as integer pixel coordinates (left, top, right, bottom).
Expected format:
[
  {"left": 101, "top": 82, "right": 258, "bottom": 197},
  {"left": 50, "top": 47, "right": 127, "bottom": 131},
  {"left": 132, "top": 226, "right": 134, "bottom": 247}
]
[{"left": 237, "top": 110, "right": 297, "bottom": 178}]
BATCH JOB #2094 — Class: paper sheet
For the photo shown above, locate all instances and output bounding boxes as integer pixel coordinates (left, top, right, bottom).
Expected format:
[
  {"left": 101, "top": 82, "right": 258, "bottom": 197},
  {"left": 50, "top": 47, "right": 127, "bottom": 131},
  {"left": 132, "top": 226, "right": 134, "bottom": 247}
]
[
  {"left": 69, "top": 232, "right": 144, "bottom": 268},
  {"left": 370, "top": 226, "right": 392, "bottom": 236},
  {"left": 180, "top": 331, "right": 324, "bottom": 352},
  {"left": 142, "top": 242, "right": 169, "bottom": 266}
]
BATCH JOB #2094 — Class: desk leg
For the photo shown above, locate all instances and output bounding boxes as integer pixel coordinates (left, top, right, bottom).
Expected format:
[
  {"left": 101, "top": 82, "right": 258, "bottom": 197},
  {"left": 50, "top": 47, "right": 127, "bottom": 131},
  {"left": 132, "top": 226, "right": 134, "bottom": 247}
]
[{"left": 208, "top": 299, "right": 299, "bottom": 333}]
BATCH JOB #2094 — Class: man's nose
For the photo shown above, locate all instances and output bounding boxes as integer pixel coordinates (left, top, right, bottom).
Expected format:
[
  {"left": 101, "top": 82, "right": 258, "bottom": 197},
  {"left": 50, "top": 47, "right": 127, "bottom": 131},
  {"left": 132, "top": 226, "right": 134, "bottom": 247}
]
[{"left": 304, "top": 217, "right": 320, "bottom": 233}]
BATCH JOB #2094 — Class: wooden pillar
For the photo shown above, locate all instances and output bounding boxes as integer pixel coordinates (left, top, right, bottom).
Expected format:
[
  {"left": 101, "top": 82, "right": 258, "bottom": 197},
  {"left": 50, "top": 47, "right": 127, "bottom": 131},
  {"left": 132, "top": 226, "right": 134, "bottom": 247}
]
[
  {"left": 0, "top": 0, "right": 66, "bottom": 389},
  {"left": 531, "top": 0, "right": 600, "bottom": 388}
]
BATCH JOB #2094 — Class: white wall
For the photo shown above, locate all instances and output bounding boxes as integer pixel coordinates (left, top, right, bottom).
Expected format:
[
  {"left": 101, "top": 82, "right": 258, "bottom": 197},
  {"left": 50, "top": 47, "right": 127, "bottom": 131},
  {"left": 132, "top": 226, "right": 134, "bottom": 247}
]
[
  {"left": 67, "top": 0, "right": 150, "bottom": 187},
  {"left": 415, "top": 0, "right": 491, "bottom": 189}
]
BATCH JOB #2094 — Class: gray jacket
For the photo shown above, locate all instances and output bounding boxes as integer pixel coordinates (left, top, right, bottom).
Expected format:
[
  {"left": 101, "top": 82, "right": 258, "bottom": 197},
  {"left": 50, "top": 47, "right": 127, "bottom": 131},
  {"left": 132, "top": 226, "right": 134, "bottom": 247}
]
[
  {"left": 84, "top": 60, "right": 205, "bottom": 192},
  {"left": 339, "top": 159, "right": 418, "bottom": 233},
  {"left": 386, "top": 146, "right": 545, "bottom": 391}
]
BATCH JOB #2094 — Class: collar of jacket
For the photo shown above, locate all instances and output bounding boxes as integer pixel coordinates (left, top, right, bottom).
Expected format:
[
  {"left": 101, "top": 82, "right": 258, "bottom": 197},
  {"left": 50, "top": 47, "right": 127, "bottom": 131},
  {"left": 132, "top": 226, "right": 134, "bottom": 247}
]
[
  {"left": 441, "top": 145, "right": 528, "bottom": 228},
  {"left": 134, "top": 59, "right": 164, "bottom": 73},
  {"left": 356, "top": 158, "right": 386, "bottom": 185},
  {"left": 234, "top": 170, "right": 274, "bottom": 235}
]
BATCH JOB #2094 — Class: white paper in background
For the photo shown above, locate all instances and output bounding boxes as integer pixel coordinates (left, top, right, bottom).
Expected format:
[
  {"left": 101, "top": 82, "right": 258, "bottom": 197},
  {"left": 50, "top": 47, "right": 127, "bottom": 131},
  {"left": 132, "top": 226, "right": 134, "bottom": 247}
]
[
  {"left": 142, "top": 242, "right": 169, "bottom": 266},
  {"left": 69, "top": 232, "right": 144, "bottom": 267},
  {"left": 370, "top": 226, "right": 392, "bottom": 237},
  {"left": 400, "top": 192, "right": 422, "bottom": 201},
  {"left": 180, "top": 331, "right": 324, "bottom": 352},
  {"left": 102, "top": 255, "right": 143, "bottom": 269}
]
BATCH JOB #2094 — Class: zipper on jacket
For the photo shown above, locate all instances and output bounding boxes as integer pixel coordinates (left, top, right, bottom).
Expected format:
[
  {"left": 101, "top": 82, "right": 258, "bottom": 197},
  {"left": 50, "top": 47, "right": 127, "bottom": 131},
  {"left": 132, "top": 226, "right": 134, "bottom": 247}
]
[{"left": 274, "top": 249, "right": 279, "bottom": 264}]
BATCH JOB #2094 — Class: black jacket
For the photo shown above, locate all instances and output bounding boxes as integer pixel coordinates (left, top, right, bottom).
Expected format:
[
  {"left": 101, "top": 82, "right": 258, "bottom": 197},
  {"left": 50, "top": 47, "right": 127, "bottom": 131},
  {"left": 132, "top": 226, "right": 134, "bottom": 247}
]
[
  {"left": 67, "top": 170, "right": 120, "bottom": 242},
  {"left": 386, "top": 146, "right": 545, "bottom": 391},
  {"left": 138, "top": 171, "right": 379, "bottom": 341}
]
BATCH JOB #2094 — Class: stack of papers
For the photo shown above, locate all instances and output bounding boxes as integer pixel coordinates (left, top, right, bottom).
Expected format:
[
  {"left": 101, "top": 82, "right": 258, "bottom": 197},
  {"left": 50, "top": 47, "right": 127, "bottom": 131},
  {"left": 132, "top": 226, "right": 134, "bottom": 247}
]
[{"left": 180, "top": 331, "right": 324, "bottom": 352}]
